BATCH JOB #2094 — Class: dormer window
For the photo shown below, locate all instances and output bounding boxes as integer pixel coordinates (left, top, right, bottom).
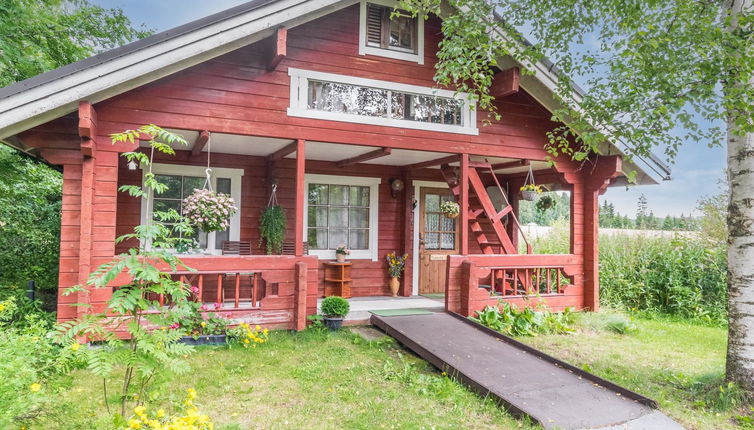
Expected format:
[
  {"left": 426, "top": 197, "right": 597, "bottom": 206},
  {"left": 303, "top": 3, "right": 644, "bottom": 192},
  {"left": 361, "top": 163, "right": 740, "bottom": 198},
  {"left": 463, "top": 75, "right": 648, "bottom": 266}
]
[{"left": 359, "top": 0, "right": 424, "bottom": 64}]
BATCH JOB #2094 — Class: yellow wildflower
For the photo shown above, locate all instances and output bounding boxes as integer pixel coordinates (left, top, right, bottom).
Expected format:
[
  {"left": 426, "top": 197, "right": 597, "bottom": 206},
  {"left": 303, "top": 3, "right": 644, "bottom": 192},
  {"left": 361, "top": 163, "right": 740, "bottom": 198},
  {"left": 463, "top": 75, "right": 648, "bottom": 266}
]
[
  {"left": 71, "top": 342, "right": 80, "bottom": 352},
  {"left": 263, "top": 328, "right": 268, "bottom": 334},
  {"left": 0, "top": 303, "right": 5, "bottom": 312},
  {"left": 187, "top": 388, "right": 197, "bottom": 400},
  {"left": 128, "top": 418, "right": 142, "bottom": 429},
  {"left": 134, "top": 406, "right": 146, "bottom": 416},
  {"left": 29, "top": 383, "right": 41, "bottom": 392},
  {"left": 157, "top": 409, "right": 165, "bottom": 418},
  {"left": 200, "top": 321, "right": 206, "bottom": 327},
  {"left": 255, "top": 325, "right": 261, "bottom": 330},
  {"left": 244, "top": 339, "right": 250, "bottom": 344}
]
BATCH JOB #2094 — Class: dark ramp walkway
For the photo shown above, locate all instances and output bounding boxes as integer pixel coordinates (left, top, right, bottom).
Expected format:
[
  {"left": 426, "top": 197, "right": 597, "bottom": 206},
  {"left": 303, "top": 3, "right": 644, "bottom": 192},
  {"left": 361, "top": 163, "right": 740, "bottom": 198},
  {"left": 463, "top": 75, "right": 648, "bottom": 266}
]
[{"left": 371, "top": 312, "right": 684, "bottom": 430}]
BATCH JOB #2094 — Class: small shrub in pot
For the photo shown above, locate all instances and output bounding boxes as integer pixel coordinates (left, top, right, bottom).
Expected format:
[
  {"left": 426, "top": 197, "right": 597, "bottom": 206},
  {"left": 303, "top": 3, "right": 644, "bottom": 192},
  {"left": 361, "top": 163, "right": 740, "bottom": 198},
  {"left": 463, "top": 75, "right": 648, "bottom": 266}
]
[{"left": 320, "top": 296, "right": 350, "bottom": 330}]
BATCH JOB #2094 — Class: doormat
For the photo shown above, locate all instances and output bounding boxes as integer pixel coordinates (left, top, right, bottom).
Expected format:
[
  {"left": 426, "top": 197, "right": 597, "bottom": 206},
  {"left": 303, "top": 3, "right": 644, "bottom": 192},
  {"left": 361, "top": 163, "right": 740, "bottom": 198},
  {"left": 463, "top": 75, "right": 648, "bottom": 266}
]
[
  {"left": 421, "top": 293, "right": 445, "bottom": 299},
  {"left": 370, "top": 308, "right": 434, "bottom": 316}
]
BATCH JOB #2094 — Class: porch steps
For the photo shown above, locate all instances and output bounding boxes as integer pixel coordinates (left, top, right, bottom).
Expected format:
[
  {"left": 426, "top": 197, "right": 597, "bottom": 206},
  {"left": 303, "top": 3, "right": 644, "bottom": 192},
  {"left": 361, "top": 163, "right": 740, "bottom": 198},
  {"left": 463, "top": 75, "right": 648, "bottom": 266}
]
[
  {"left": 372, "top": 312, "right": 685, "bottom": 430},
  {"left": 440, "top": 162, "right": 529, "bottom": 255}
]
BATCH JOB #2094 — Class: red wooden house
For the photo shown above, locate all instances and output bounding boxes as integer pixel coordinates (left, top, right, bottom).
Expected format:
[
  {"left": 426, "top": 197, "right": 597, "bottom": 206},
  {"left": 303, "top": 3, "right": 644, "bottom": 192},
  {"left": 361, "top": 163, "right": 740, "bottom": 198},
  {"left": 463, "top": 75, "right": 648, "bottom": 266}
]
[{"left": 0, "top": 0, "right": 669, "bottom": 330}]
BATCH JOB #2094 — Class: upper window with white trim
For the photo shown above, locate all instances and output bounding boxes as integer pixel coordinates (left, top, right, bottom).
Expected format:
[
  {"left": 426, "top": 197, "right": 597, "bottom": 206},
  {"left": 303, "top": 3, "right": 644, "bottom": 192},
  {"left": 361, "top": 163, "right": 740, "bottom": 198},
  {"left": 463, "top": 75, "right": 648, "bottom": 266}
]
[
  {"left": 288, "top": 68, "right": 478, "bottom": 135},
  {"left": 304, "top": 174, "right": 381, "bottom": 260},
  {"left": 141, "top": 164, "right": 244, "bottom": 255},
  {"left": 359, "top": 0, "right": 424, "bottom": 64}
]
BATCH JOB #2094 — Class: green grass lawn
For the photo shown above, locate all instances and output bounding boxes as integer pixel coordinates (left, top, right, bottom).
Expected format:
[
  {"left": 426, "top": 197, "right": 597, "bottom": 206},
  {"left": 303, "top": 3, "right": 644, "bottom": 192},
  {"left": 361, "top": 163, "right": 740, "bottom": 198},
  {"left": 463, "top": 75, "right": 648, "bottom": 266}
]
[
  {"left": 522, "top": 312, "right": 742, "bottom": 430},
  {"left": 37, "top": 312, "right": 742, "bottom": 430}
]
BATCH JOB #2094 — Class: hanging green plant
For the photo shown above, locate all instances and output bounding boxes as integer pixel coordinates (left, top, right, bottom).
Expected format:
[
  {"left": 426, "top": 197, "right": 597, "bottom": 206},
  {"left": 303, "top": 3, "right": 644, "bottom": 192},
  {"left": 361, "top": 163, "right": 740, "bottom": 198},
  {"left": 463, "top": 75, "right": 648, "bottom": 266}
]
[
  {"left": 536, "top": 195, "right": 557, "bottom": 212},
  {"left": 259, "top": 205, "right": 286, "bottom": 255}
]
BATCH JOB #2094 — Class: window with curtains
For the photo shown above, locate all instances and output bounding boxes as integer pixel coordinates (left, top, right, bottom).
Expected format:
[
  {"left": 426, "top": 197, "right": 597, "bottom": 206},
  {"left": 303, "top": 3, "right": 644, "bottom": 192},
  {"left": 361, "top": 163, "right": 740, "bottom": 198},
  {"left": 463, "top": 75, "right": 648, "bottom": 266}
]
[
  {"left": 304, "top": 175, "right": 380, "bottom": 260},
  {"left": 141, "top": 164, "right": 243, "bottom": 254},
  {"left": 358, "top": 0, "right": 424, "bottom": 64}
]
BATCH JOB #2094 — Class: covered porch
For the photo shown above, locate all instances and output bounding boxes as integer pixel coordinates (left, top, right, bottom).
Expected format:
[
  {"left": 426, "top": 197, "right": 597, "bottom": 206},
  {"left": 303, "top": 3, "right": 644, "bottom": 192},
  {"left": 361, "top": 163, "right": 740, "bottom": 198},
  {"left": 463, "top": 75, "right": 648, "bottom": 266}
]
[{"left": 109, "top": 128, "right": 614, "bottom": 323}]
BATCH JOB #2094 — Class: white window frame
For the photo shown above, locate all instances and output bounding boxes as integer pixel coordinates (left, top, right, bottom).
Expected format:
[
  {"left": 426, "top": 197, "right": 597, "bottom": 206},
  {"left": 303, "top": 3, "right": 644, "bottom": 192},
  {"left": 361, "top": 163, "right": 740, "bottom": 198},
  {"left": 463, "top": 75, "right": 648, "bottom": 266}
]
[
  {"left": 140, "top": 163, "right": 244, "bottom": 255},
  {"left": 304, "top": 174, "right": 381, "bottom": 261},
  {"left": 358, "top": 0, "right": 425, "bottom": 64},
  {"left": 288, "top": 67, "right": 479, "bottom": 135}
]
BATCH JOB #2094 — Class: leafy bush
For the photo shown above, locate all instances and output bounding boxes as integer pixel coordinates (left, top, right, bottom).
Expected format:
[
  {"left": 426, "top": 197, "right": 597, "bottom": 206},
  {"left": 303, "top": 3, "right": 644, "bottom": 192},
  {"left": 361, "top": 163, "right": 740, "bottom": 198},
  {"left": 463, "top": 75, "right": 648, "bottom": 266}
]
[
  {"left": 529, "top": 223, "right": 727, "bottom": 324},
  {"left": 470, "top": 303, "right": 575, "bottom": 336},
  {"left": 600, "top": 235, "right": 726, "bottom": 324},
  {"left": 321, "top": 296, "right": 350, "bottom": 318},
  {"left": 0, "top": 146, "right": 62, "bottom": 310},
  {"left": 0, "top": 297, "right": 82, "bottom": 428},
  {"left": 602, "top": 314, "right": 638, "bottom": 335}
]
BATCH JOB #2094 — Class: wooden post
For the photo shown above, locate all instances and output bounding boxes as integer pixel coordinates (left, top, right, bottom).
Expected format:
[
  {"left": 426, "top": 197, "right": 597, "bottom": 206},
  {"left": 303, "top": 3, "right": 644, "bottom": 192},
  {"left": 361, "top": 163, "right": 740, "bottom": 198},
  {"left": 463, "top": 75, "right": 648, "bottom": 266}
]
[
  {"left": 294, "top": 261, "right": 307, "bottom": 331},
  {"left": 583, "top": 186, "right": 600, "bottom": 311},
  {"left": 400, "top": 170, "right": 413, "bottom": 296},
  {"left": 507, "top": 179, "right": 522, "bottom": 251},
  {"left": 459, "top": 154, "right": 469, "bottom": 255},
  {"left": 460, "top": 259, "right": 476, "bottom": 316},
  {"left": 294, "top": 139, "right": 306, "bottom": 256}
]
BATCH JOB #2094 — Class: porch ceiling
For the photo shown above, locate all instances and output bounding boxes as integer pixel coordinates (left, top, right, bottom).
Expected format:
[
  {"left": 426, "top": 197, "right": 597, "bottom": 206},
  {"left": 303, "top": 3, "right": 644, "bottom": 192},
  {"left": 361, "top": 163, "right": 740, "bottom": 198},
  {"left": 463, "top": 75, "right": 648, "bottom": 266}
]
[{"left": 153, "top": 129, "right": 551, "bottom": 172}]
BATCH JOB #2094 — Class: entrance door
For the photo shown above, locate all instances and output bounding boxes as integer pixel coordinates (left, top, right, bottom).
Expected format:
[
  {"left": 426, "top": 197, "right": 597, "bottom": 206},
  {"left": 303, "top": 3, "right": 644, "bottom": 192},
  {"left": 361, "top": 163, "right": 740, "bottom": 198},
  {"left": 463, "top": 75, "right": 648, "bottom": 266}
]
[{"left": 418, "top": 188, "right": 459, "bottom": 294}]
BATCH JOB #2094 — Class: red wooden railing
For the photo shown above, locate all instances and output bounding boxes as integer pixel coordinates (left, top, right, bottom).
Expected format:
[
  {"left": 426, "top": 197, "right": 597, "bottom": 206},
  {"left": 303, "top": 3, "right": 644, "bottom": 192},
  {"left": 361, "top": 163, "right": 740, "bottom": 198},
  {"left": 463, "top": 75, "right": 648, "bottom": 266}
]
[
  {"left": 488, "top": 266, "right": 572, "bottom": 297},
  {"left": 165, "top": 271, "right": 264, "bottom": 308}
]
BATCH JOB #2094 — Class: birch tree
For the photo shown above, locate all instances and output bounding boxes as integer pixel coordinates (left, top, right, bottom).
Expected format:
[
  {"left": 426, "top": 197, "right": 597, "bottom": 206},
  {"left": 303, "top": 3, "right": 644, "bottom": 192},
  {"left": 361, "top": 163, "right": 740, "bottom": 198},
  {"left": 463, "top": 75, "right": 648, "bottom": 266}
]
[{"left": 396, "top": 0, "right": 754, "bottom": 392}]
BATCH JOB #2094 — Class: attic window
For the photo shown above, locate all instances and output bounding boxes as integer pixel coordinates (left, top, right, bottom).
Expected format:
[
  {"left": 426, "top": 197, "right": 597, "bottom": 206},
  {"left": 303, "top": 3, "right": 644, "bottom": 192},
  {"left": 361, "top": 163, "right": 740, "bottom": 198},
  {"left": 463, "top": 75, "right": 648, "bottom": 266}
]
[{"left": 359, "top": 0, "right": 424, "bottom": 64}]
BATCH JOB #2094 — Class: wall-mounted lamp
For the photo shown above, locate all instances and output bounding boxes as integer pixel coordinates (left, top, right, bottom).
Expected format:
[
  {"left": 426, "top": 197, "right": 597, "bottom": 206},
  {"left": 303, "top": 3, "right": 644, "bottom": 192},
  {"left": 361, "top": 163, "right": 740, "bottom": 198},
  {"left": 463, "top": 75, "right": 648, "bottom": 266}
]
[
  {"left": 389, "top": 178, "right": 405, "bottom": 198},
  {"left": 127, "top": 160, "right": 138, "bottom": 170}
]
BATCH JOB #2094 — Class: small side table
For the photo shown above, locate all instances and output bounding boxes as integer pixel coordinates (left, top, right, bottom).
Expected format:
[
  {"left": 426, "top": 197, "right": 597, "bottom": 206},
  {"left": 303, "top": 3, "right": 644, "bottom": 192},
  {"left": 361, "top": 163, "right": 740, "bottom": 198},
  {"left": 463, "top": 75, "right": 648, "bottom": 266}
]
[{"left": 323, "top": 261, "right": 352, "bottom": 298}]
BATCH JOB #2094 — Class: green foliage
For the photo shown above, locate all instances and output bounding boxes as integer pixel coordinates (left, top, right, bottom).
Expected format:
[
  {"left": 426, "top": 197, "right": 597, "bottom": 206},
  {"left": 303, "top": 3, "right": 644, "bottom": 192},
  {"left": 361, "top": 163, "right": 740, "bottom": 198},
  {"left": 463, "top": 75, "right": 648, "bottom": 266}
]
[
  {"left": 169, "top": 301, "right": 232, "bottom": 338},
  {"left": 600, "top": 235, "right": 727, "bottom": 324},
  {"left": 55, "top": 125, "right": 197, "bottom": 417},
  {"left": 0, "top": 146, "right": 62, "bottom": 308},
  {"left": 601, "top": 314, "right": 638, "bottom": 335},
  {"left": 320, "top": 296, "right": 350, "bottom": 318},
  {"left": 697, "top": 187, "right": 728, "bottom": 245},
  {"left": 528, "top": 218, "right": 571, "bottom": 254},
  {"left": 0, "top": 0, "right": 150, "bottom": 87},
  {"left": 259, "top": 205, "right": 286, "bottom": 255},
  {"left": 470, "top": 303, "right": 576, "bottom": 337},
  {"left": 0, "top": 296, "right": 83, "bottom": 428},
  {"left": 397, "top": 0, "right": 753, "bottom": 163},
  {"left": 518, "top": 191, "right": 570, "bottom": 226}
]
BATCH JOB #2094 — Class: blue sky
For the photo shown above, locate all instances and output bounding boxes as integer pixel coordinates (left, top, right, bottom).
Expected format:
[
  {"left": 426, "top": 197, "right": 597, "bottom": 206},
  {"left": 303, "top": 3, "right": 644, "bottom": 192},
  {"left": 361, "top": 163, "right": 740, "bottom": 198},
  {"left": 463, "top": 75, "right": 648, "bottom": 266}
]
[{"left": 93, "top": 0, "right": 727, "bottom": 218}]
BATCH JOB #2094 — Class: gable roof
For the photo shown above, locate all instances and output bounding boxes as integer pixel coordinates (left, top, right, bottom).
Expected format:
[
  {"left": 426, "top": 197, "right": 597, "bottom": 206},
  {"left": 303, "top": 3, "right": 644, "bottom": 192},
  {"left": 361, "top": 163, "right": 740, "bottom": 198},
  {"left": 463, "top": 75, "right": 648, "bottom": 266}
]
[{"left": 0, "top": 0, "right": 669, "bottom": 184}]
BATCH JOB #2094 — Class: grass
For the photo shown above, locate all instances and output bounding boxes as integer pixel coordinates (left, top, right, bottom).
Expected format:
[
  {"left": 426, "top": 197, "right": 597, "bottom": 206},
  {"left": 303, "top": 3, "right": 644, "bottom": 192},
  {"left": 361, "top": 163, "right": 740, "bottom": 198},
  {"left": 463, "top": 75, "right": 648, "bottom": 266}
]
[
  {"left": 34, "top": 312, "right": 746, "bottom": 429},
  {"left": 40, "top": 329, "right": 535, "bottom": 430},
  {"left": 520, "top": 311, "right": 745, "bottom": 430}
]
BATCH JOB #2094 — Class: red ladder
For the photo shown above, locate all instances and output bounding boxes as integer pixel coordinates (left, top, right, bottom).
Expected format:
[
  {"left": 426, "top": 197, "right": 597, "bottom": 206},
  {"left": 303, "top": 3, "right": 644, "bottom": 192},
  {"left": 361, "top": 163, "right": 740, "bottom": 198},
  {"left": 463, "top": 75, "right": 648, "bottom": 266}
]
[{"left": 440, "top": 162, "right": 532, "bottom": 255}]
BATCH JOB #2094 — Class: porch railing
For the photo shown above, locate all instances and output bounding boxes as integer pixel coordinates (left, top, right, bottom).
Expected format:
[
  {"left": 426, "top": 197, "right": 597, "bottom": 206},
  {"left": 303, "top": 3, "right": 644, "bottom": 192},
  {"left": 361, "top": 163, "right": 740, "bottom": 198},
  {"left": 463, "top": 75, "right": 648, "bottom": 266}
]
[
  {"left": 486, "top": 266, "right": 572, "bottom": 297},
  {"left": 168, "top": 271, "right": 263, "bottom": 308}
]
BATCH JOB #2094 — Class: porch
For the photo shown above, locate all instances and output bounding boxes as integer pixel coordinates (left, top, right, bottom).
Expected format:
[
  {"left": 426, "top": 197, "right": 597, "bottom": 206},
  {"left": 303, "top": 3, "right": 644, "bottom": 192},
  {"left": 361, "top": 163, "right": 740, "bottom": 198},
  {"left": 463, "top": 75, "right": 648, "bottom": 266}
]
[{"left": 107, "top": 128, "right": 613, "bottom": 327}]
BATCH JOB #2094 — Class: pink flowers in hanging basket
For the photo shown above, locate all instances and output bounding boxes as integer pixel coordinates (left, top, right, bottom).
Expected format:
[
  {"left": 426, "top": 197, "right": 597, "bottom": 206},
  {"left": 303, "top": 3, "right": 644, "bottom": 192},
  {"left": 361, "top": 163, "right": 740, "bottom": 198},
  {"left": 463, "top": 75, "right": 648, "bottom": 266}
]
[{"left": 182, "top": 188, "right": 238, "bottom": 233}]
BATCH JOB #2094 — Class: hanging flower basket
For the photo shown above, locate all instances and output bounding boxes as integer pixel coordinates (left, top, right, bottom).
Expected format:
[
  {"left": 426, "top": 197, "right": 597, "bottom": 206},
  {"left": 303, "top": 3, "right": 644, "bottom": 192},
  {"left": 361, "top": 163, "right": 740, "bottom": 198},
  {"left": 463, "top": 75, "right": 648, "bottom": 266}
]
[
  {"left": 440, "top": 200, "right": 460, "bottom": 219},
  {"left": 520, "top": 184, "right": 543, "bottom": 201},
  {"left": 183, "top": 189, "right": 237, "bottom": 233}
]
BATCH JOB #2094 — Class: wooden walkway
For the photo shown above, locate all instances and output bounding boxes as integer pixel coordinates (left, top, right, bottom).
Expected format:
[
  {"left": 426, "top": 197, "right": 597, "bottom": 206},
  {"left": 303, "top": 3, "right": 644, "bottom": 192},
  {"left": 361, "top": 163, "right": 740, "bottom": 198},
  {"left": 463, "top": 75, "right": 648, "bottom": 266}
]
[{"left": 371, "top": 312, "right": 685, "bottom": 430}]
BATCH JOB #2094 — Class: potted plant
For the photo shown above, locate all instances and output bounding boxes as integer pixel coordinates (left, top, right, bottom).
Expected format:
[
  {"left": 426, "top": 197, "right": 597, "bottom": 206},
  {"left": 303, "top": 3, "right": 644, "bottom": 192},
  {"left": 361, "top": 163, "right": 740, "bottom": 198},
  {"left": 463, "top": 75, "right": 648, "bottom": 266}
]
[
  {"left": 520, "top": 184, "right": 543, "bottom": 201},
  {"left": 386, "top": 252, "right": 408, "bottom": 297},
  {"left": 320, "top": 296, "right": 349, "bottom": 330},
  {"left": 183, "top": 188, "right": 237, "bottom": 249},
  {"left": 259, "top": 205, "right": 286, "bottom": 254},
  {"left": 170, "top": 301, "right": 233, "bottom": 345},
  {"left": 440, "top": 200, "right": 460, "bottom": 219},
  {"left": 536, "top": 195, "right": 556, "bottom": 211},
  {"left": 335, "top": 244, "right": 350, "bottom": 263}
]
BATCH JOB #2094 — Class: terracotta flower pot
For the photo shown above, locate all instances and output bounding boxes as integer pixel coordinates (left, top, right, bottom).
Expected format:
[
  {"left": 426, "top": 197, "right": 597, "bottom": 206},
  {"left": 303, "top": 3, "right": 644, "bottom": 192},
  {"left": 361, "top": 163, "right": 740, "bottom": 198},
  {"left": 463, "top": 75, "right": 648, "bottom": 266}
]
[
  {"left": 443, "top": 212, "right": 459, "bottom": 219},
  {"left": 336, "top": 253, "right": 346, "bottom": 263},
  {"left": 389, "top": 276, "right": 400, "bottom": 297}
]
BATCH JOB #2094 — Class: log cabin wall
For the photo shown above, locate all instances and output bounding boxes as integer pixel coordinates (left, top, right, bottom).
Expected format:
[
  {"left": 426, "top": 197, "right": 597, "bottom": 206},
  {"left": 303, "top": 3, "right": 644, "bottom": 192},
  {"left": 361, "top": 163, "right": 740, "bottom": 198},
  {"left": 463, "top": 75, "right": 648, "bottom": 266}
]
[{"left": 21, "top": 4, "right": 598, "bottom": 322}]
